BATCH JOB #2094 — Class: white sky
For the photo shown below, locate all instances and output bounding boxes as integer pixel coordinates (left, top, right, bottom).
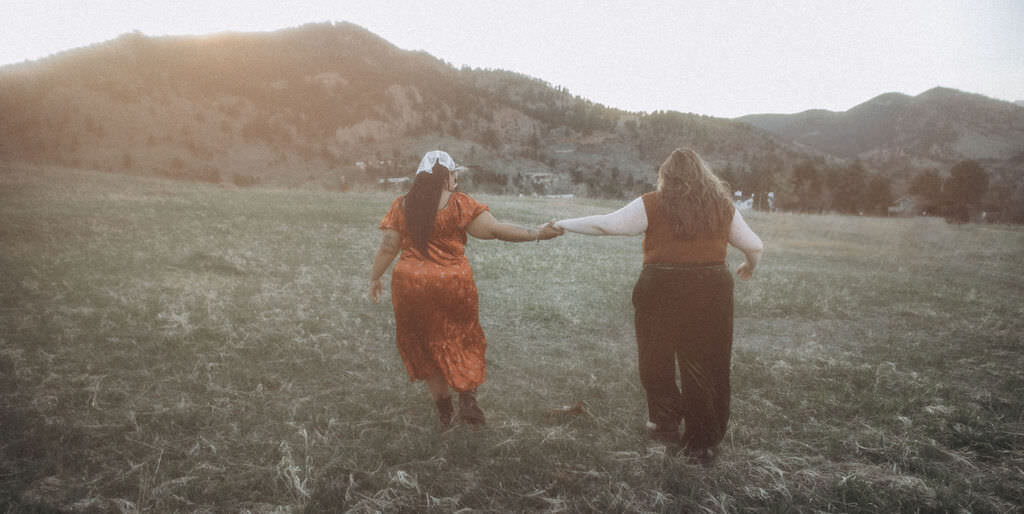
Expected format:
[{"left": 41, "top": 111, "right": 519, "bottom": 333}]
[{"left": 3, "top": 0, "right": 1022, "bottom": 118}]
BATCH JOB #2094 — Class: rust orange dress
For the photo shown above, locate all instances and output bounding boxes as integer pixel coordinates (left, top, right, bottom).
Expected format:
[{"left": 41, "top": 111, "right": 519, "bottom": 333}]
[{"left": 379, "top": 192, "right": 490, "bottom": 392}]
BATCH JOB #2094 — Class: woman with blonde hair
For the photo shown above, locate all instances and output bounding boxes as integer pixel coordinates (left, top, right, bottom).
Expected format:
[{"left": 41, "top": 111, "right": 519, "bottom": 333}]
[
  {"left": 371, "top": 150, "right": 562, "bottom": 429},
  {"left": 555, "top": 148, "right": 763, "bottom": 464}
]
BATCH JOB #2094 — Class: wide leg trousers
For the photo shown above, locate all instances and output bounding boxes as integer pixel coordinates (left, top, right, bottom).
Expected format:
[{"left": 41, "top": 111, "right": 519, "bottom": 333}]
[{"left": 632, "top": 263, "right": 733, "bottom": 450}]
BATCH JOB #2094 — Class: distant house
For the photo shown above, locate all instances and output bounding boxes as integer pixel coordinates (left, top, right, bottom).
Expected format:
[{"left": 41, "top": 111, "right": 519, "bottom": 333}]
[
  {"left": 525, "top": 172, "right": 555, "bottom": 185},
  {"left": 888, "top": 196, "right": 917, "bottom": 217},
  {"left": 357, "top": 160, "right": 396, "bottom": 171},
  {"left": 378, "top": 177, "right": 410, "bottom": 189},
  {"left": 732, "top": 190, "right": 773, "bottom": 211},
  {"left": 889, "top": 195, "right": 945, "bottom": 217}
]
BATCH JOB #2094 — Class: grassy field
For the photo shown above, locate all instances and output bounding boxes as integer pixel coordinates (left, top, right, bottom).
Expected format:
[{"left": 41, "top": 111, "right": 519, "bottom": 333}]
[{"left": 1, "top": 164, "right": 1022, "bottom": 513}]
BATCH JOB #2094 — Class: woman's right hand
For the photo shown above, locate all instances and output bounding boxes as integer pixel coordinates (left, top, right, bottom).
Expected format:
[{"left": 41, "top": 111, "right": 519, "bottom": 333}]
[{"left": 370, "top": 278, "right": 383, "bottom": 303}]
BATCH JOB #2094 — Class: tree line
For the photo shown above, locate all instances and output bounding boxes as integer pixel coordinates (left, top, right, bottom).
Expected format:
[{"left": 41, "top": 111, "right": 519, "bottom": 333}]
[{"left": 717, "top": 158, "right": 1015, "bottom": 222}]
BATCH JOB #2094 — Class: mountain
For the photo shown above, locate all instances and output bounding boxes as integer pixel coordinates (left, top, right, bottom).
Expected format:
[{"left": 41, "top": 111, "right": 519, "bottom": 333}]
[
  {"left": 2, "top": 22, "right": 1019, "bottom": 217},
  {"left": 0, "top": 22, "right": 820, "bottom": 195},
  {"left": 737, "top": 88, "right": 1024, "bottom": 184}
]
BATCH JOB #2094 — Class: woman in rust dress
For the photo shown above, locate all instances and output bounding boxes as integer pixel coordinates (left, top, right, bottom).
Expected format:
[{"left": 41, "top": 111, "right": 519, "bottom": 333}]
[{"left": 370, "top": 150, "right": 562, "bottom": 428}]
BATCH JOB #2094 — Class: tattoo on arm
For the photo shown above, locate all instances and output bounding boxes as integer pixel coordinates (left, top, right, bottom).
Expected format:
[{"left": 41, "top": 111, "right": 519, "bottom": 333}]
[{"left": 380, "top": 232, "right": 400, "bottom": 253}]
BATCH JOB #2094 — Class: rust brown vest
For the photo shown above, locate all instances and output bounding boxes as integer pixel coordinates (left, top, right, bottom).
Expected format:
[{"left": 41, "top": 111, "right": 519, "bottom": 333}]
[{"left": 641, "top": 192, "right": 729, "bottom": 265}]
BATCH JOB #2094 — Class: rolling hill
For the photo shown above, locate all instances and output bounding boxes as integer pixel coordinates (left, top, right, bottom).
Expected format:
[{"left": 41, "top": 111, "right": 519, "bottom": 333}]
[
  {"left": 737, "top": 88, "right": 1024, "bottom": 184},
  {"left": 0, "top": 22, "right": 824, "bottom": 195},
  {"left": 0, "top": 21, "right": 1020, "bottom": 213}
]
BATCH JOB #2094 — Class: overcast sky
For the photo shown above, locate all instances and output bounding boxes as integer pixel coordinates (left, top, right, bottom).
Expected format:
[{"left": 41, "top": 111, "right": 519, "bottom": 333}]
[{"left": 3, "top": 0, "right": 1022, "bottom": 118}]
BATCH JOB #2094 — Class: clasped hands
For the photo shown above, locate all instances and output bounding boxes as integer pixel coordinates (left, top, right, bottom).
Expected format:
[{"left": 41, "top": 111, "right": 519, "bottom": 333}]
[{"left": 536, "top": 220, "right": 564, "bottom": 241}]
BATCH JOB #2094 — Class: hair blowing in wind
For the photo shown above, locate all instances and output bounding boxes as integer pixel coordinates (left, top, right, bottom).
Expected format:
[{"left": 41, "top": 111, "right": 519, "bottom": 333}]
[{"left": 656, "top": 149, "right": 734, "bottom": 239}]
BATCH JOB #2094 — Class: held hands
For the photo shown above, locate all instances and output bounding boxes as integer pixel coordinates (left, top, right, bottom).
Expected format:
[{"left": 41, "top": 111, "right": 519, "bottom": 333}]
[{"left": 536, "top": 220, "right": 564, "bottom": 241}]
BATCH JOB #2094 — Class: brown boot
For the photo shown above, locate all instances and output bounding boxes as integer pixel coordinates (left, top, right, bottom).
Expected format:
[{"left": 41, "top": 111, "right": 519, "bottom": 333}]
[
  {"left": 458, "top": 391, "right": 486, "bottom": 426},
  {"left": 435, "top": 395, "right": 454, "bottom": 429}
]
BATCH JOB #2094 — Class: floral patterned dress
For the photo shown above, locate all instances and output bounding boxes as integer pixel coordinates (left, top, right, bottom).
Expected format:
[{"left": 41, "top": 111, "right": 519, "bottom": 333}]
[{"left": 379, "top": 192, "right": 490, "bottom": 392}]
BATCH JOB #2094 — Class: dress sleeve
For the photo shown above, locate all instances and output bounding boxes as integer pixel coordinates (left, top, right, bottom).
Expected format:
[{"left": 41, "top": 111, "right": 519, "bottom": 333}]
[
  {"left": 458, "top": 193, "right": 490, "bottom": 227},
  {"left": 727, "top": 208, "right": 763, "bottom": 253},
  {"left": 379, "top": 197, "right": 404, "bottom": 231},
  {"left": 554, "top": 197, "right": 647, "bottom": 235}
]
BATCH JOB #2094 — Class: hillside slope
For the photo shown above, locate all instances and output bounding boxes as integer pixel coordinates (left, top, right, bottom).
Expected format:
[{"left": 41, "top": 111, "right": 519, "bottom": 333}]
[
  {"left": 0, "top": 22, "right": 820, "bottom": 195},
  {"left": 738, "top": 88, "right": 1024, "bottom": 182}
]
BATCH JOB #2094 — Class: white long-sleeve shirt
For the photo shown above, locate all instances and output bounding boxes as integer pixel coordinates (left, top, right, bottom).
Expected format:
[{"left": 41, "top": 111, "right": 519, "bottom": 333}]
[{"left": 555, "top": 197, "right": 764, "bottom": 255}]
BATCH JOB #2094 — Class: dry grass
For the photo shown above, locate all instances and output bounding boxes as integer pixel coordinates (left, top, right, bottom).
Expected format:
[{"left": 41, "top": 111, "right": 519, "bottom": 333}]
[{"left": 1, "top": 164, "right": 1022, "bottom": 512}]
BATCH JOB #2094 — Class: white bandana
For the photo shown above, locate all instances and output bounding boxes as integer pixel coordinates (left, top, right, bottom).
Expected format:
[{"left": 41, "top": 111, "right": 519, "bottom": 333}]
[{"left": 415, "top": 150, "right": 463, "bottom": 175}]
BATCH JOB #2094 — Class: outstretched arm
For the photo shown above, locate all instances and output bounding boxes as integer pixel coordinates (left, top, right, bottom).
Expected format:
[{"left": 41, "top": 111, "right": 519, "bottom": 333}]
[
  {"left": 369, "top": 229, "right": 400, "bottom": 303},
  {"left": 729, "top": 209, "right": 763, "bottom": 280},
  {"left": 467, "top": 211, "right": 563, "bottom": 242},
  {"left": 554, "top": 197, "right": 647, "bottom": 236}
]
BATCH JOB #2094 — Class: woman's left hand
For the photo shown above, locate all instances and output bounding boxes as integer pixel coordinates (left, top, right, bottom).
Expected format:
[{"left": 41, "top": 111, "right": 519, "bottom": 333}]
[{"left": 735, "top": 262, "right": 754, "bottom": 281}]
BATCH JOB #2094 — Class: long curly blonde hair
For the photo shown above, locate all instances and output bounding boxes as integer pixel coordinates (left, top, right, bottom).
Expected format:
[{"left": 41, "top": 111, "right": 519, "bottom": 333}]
[{"left": 656, "top": 149, "right": 734, "bottom": 239}]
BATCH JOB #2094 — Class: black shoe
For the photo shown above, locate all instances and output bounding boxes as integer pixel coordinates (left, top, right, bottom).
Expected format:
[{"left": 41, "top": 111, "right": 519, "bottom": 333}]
[{"left": 458, "top": 391, "right": 486, "bottom": 426}]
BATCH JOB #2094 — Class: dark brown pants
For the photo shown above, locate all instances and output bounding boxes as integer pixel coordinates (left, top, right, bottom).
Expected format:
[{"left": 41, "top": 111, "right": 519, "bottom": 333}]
[{"left": 632, "top": 264, "right": 733, "bottom": 450}]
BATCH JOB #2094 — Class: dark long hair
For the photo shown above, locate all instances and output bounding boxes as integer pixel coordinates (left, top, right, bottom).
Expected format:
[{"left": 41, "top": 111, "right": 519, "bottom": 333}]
[{"left": 404, "top": 162, "right": 451, "bottom": 254}]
